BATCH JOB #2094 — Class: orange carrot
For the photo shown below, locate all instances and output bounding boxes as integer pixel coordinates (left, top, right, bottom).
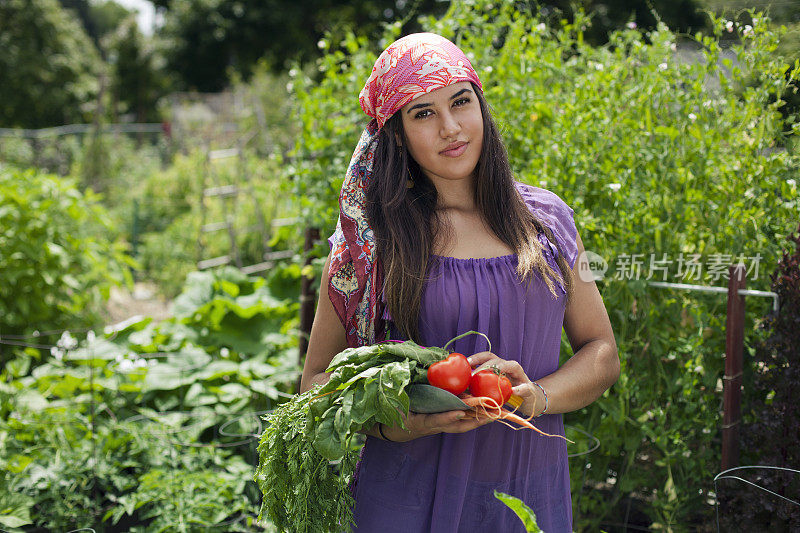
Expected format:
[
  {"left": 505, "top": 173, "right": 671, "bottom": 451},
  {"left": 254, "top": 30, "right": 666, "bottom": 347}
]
[{"left": 460, "top": 394, "right": 573, "bottom": 442}]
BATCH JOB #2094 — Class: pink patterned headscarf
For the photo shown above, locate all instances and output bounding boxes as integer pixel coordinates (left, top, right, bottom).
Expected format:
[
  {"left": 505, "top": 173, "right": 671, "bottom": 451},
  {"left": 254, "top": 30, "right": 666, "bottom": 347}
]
[
  {"left": 327, "top": 33, "right": 483, "bottom": 348},
  {"left": 359, "top": 33, "right": 483, "bottom": 128}
]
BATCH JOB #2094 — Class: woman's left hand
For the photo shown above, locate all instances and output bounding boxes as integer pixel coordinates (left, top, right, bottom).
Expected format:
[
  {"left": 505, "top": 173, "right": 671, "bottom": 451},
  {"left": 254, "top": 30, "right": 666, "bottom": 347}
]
[{"left": 467, "top": 351, "right": 544, "bottom": 418}]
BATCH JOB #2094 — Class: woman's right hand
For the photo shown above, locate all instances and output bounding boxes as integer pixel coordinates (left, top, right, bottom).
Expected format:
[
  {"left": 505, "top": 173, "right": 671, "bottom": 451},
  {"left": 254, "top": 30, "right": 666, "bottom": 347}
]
[{"left": 380, "top": 409, "right": 492, "bottom": 442}]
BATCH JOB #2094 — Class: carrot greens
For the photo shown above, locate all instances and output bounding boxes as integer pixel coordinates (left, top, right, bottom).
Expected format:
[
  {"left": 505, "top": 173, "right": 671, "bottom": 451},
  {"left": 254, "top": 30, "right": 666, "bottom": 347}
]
[{"left": 254, "top": 389, "right": 358, "bottom": 533}]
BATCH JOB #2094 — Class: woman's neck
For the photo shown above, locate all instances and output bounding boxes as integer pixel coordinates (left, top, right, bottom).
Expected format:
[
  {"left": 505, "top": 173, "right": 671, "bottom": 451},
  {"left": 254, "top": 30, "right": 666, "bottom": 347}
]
[{"left": 431, "top": 175, "right": 477, "bottom": 211}]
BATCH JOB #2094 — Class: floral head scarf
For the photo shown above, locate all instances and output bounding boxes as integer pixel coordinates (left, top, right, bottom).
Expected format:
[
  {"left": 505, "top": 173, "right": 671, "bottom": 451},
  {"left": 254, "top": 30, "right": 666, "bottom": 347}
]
[{"left": 327, "top": 33, "right": 483, "bottom": 348}]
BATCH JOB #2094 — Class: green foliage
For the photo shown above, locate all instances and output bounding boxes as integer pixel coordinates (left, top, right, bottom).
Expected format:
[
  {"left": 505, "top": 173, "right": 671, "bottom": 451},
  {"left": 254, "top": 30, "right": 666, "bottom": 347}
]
[
  {"left": 0, "top": 137, "right": 39, "bottom": 171},
  {"left": 700, "top": 6, "right": 800, "bottom": 137},
  {"left": 0, "top": 402, "right": 259, "bottom": 532},
  {"left": 0, "top": 0, "right": 168, "bottom": 128},
  {"left": 275, "top": 2, "right": 800, "bottom": 529},
  {"left": 70, "top": 131, "right": 167, "bottom": 195},
  {"left": 544, "top": 0, "right": 709, "bottom": 45},
  {"left": 700, "top": 1, "right": 800, "bottom": 24},
  {"left": 108, "top": 462, "right": 255, "bottom": 532},
  {"left": 138, "top": 211, "right": 199, "bottom": 296},
  {"left": 66, "top": 266, "right": 301, "bottom": 415},
  {"left": 0, "top": 488, "right": 34, "bottom": 529},
  {"left": 0, "top": 266, "right": 299, "bottom": 530},
  {"left": 0, "top": 0, "right": 103, "bottom": 128},
  {"left": 230, "top": 60, "right": 296, "bottom": 157},
  {"left": 255, "top": 340, "right": 450, "bottom": 531},
  {"left": 0, "top": 128, "right": 167, "bottom": 183},
  {"left": 278, "top": 29, "right": 384, "bottom": 228},
  {"left": 255, "top": 389, "right": 359, "bottom": 533},
  {"left": 0, "top": 165, "right": 133, "bottom": 361},
  {"left": 308, "top": 340, "right": 445, "bottom": 460},
  {"left": 61, "top": 0, "right": 137, "bottom": 48},
  {"left": 127, "top": 149, "right": 204, "bottom": 233},
  {"left": 494, "top": 491, "right": 542, "bottom": 532},
  {"left": 105, "top": 16, "right": 170, "bottom": 124},
  {"left": 127, "top": 148, "right": 299, "bottom": 298}
]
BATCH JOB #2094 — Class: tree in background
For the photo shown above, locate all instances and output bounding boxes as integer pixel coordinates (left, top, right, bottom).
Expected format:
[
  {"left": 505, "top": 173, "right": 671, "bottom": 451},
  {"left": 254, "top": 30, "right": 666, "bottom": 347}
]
[
  {"left": 0, "top": 0, "right": 103, "bottom": 128},
  {"left": 150, "top": 0, "right": 715, "bottom": 92},
  {"left": 62, "top": 0, "right": 168, "bottom": 123},
  {"left": 4, "top": 0, "right": 796, "bottom": 129},
  {"left": 59, "top": 0, "right": 134, "bottom": 50},
  {"left": 105, "top": 16, "right": 170, "bottom": 123},
  {"left": 153, "top": 0, "right": 449, "bottom": 92},
  {"left": 89, "top": 0, "right": 136, "bottom": 46}
]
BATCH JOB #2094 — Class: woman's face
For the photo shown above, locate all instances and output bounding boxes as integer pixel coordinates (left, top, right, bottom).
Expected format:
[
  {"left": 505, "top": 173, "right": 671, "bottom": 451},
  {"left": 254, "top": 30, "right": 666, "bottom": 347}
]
[{"left": 399, "top": 81, "right": 484, "bottom": 185}]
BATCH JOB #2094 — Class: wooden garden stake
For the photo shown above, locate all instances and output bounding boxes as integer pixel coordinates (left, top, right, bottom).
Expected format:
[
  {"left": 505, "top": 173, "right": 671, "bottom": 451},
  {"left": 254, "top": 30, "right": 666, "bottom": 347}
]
[
  {"left": 722, "top": 264, "right": 746, "bottom": 471},
  {"left": 297, "top": 227, "right": 320, "bottom": 390}
]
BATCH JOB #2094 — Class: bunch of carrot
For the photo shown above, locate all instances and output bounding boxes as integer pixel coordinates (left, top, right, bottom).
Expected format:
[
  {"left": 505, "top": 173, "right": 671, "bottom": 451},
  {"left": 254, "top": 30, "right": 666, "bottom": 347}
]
[{"left": 459, "top": 394, "right": 571, "bottom": 441}]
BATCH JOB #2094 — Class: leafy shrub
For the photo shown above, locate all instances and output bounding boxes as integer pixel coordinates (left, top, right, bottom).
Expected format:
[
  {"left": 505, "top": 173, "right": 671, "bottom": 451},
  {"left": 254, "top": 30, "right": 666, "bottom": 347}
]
[
  {"left": 0, "top": 267, "right": 299, "bottom": 531},
  {"left": 127, "top": 148, "right": 297, "bottom": 298},
  {"left": 71, "top": 131, "right": 166, "bottom": 197},
  {"left": 0, "top": 404, "right": 260, "bottom": 532},
  {"left": 0, "top": 165, "right": 132, "bottom": 364},
  {"left": 719, "top": 223, "right": 800, "bottom": 530},
  {"left": 271, "top": 2, "right": 800, "bottom": 529}
]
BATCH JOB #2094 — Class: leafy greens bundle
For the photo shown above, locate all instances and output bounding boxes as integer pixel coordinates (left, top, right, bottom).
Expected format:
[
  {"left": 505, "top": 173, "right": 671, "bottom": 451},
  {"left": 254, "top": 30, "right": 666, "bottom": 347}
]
[{"left": 254, "top": 340, "right": 448, "bottom": 532}]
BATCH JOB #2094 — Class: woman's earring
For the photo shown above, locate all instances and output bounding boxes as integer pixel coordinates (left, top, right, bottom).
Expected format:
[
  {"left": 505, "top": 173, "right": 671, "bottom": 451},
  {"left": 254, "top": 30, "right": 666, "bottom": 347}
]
[{"left": 406, "top": 168, "right": 414, "bottom": 189}]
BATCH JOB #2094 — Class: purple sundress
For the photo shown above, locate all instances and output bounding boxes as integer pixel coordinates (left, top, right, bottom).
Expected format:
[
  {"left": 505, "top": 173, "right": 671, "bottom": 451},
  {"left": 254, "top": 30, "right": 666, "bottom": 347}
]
[{"left": 340, "top": 183, "right": 579, "bottom": 533}]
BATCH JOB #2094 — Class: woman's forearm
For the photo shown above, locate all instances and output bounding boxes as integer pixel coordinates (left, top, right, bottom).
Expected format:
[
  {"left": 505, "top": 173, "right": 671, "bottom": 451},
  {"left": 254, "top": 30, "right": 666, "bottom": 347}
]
[
  {"left": 535, "top": 338, "right": 619, "bottom": 415},
  {"left": 300, "top": 371, "right": 332, "bottom": 393}
]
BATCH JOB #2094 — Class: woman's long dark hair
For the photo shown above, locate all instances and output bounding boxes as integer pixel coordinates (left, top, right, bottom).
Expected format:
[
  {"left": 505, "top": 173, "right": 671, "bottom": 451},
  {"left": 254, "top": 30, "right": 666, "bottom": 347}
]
[{"left": 365, "top": 83, "right": 574, "bottom": 343}]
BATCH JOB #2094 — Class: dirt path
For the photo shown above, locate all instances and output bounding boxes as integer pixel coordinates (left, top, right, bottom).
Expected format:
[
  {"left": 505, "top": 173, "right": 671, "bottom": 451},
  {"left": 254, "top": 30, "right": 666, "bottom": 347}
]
[{"left": 103, "top": 281, "right": 172, "bottom": 325}]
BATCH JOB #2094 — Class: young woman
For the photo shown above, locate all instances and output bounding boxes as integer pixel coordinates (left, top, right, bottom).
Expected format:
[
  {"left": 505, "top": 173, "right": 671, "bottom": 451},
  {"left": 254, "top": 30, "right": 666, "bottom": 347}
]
[{"left": 300, "top": 33, "right": 619, "bottom": 532}]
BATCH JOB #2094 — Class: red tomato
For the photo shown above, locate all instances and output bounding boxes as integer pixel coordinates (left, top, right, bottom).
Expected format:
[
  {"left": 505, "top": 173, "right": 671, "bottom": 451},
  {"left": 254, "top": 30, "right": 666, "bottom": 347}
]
[
  {"left": 427, "top": 352, "right": 471, "bottom": 395},
  {"left": 469, "top": 369, "right": 513, "bottom": 406}
]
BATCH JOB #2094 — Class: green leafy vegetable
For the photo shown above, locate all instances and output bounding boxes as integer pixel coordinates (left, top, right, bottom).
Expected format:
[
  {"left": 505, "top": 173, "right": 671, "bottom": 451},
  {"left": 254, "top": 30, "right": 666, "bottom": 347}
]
[
  {"left": 255, "top": 389, "right": 359, "bottom": 533},
  {"left": 254, "top": 339, "right": 448, "bottom": 532},
  {"left": 308, "top": 341, "right": 447, "bottom": 460}
]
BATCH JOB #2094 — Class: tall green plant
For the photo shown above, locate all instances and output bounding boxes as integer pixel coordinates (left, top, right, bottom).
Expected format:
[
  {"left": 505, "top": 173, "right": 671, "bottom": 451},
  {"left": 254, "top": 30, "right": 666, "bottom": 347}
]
[{"left": 0, "top": 165, "right": 132, "bottom": 363}]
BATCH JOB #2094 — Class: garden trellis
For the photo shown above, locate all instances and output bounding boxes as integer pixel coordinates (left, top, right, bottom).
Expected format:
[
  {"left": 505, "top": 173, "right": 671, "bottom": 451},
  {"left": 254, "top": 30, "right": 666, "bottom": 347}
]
[{"left": 197, "top": 145, "right": 298, "bottom": 275}]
